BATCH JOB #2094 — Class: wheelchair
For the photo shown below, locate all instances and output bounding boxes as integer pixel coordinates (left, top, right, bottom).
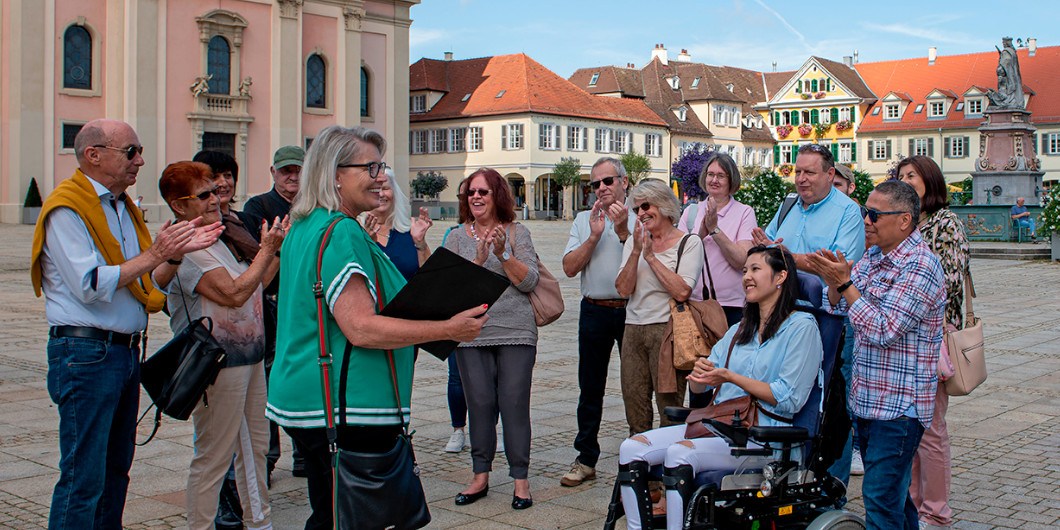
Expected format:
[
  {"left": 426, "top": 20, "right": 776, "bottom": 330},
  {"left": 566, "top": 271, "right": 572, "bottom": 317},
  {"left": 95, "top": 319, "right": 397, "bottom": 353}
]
[{"left": 602, "top": 274, "right": 865, "bottom": 530}]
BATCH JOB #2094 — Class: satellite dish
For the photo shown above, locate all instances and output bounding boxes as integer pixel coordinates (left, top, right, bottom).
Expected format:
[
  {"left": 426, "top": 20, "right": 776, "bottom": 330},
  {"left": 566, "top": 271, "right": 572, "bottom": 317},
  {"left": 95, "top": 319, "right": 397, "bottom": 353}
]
[{"left": 991, "top": 185, "right": 1003, "bottom": 196}]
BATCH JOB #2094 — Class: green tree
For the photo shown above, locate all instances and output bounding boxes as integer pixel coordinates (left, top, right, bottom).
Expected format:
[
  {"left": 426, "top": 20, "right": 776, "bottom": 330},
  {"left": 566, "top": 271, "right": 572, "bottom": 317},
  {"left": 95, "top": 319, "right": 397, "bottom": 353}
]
[
  {"left": 1038, "top": 184, "right": 1060, "bottom": 235},
  {"left": 24, "top": 178, "right": 42, "bottom": 208},
  {"left": 621, "top": 150, "right": 652, "bottom": 185},
  {"left": 733, "top": 169, "right": 795, "bottom": 225},
  {"left": 850, "top": 169, "right": 874, "bottom": 205},
  {"left": 551, "top": 157, "right": 582, "bottom": 220},
  {"left": 410, "top": 170, "right": 448, "bottom": 200}
]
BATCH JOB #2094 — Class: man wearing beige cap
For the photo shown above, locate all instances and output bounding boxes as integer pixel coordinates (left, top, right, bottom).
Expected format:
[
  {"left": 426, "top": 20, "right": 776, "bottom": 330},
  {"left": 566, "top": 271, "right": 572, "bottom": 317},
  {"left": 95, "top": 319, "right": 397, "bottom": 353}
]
[{"left": 833, "top": 163, "right": 856, "bottom": 197}]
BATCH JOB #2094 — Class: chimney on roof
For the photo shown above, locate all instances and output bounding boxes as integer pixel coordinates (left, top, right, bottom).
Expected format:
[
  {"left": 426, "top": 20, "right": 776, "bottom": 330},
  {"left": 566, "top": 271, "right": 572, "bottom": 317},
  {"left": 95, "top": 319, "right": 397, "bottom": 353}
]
[
  {"left": 1029, "top": 38, "right": 1037, "bottom": 56},
  {"left": 853, "top": 50, "right": 859, "bottom": 64},
  {"left": 772, "top": 61, "right": 777, "bottom": 73},
  {"left": 651, "top": 44, "right": 668, "bottom": 65},
  {"left": 843, "top": 56, "right": 853, "bottom": 67},
  {"left": 444, "top": 51, "right": 453, "bottom": 61},
  {"left": 928, "top": 47, "right": 937, "bottom": 65},
  {"left": 677, "top": 49, "right": 691, "bottom": 62}
]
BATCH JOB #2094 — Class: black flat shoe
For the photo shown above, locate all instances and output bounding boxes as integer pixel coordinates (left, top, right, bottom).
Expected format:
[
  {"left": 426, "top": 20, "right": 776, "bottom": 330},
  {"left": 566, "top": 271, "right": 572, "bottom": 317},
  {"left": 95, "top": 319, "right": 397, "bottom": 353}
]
[
  {"left": 511, "top": 495, "right": 533, "bottom": 510},
  {"left": 455, "top": 485, "right": 489, "bottom": 506}
]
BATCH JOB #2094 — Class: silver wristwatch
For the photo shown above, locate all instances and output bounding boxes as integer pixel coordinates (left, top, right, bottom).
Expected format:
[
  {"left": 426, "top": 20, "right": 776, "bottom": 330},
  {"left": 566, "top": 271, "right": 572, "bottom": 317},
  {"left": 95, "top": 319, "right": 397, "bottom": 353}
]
[{"left": 500, "top": 250, "right": 511, "bottom": 262}]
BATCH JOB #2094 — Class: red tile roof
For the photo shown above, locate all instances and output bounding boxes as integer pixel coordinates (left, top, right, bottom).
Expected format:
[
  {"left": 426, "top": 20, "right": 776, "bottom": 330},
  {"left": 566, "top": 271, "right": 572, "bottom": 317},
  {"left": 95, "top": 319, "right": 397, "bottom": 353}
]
[
  {"left": 855, "top": 46, "right": 1060, "bottom": 132},
  {"left": 408, "top": 54, "right": 665, "bottom": 127}
]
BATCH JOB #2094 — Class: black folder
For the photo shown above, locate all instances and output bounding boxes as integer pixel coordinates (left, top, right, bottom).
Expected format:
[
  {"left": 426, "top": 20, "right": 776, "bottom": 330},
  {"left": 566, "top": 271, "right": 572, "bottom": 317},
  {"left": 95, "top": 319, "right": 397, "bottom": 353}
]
[{"left": 380, "top": 247, "right": 510, "bottom": 360}]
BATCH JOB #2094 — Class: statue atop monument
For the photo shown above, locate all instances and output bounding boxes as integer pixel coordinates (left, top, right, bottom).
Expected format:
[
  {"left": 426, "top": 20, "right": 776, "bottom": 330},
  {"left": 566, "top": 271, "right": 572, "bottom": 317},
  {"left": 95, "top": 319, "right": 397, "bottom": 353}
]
[{"left": 986, "top": 37, "right": 1025, "bottom": 110}]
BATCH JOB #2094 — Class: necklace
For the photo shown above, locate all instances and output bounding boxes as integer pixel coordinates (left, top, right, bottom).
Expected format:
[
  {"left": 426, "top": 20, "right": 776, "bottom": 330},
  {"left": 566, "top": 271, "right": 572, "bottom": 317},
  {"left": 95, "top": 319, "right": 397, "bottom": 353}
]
[{"left": 470, "top": 223, "right": 494, "bottom": 242}]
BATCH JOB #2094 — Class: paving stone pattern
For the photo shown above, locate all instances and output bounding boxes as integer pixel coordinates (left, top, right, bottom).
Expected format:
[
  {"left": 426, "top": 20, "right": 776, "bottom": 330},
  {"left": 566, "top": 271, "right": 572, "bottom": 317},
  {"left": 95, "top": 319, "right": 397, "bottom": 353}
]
[{"left": 0, "top": 221, "right": 1058, "bottom": 529}]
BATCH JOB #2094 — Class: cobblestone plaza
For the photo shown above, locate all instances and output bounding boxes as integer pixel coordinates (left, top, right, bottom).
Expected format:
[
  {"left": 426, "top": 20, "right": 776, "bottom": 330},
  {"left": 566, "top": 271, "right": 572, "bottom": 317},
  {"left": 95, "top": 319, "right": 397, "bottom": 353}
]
[{"left": 1, "top": 220, "right": 1058, "bottom": 529}]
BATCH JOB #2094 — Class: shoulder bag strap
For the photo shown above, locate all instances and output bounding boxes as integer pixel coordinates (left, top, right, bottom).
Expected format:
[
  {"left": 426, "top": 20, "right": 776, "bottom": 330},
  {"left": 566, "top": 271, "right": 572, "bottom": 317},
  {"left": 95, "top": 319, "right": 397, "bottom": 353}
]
[
  {"left": 314, "top": 217, "right": 346, "bottom": 452},
  {"left": 673, "top": 233, "right": 692, "bottom": 273},
  {"left": 776, "top": 193, "right": 798, "bottom": 228},
  {"left": 927, "top": 217, "right": 976, "bottom": 327},
  {"left": 701, "top": 242, "right": 718, "bottom": 301}
]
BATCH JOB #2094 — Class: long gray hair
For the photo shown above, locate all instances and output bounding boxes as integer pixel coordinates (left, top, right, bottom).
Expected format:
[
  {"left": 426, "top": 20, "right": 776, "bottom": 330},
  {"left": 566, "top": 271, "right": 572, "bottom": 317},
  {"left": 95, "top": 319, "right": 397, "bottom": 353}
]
[
  {"left": 381, "top": 167, "right": 412, "bottom": 233},
  {"left": 290, "top": 125, "right": 387, "bottom": 220}
]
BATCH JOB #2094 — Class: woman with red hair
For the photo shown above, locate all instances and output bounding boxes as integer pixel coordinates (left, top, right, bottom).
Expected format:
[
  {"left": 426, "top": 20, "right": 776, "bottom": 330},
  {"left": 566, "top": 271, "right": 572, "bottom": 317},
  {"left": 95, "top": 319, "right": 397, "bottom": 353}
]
[{"left": 444, "top": 167, "right": 540, "bottom": 510}]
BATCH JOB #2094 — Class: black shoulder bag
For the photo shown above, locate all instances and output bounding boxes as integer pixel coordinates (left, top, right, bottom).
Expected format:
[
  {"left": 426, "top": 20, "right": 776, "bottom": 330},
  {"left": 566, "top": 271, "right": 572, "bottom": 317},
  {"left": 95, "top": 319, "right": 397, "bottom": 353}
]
[{"left": 313, "top": 217, "right": 431, "bottom": 529}]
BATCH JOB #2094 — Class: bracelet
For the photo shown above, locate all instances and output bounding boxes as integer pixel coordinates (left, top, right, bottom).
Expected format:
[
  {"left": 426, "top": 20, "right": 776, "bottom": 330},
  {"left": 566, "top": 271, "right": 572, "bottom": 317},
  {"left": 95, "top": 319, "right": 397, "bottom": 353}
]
[
  {"left": 836, "top": 280, "right": 854, "bottom": 293},
  {"left": 167, "top": 258, "right": 182, "bottom": 266},
  {"left": 414, "top": 243, "right": 428, "bottom": 250}
]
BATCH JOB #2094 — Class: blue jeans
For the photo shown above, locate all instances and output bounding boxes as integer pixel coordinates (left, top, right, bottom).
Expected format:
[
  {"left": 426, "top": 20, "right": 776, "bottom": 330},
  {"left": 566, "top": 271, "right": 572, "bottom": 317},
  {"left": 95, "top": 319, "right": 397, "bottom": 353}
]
[
  {"left": 46, "top": 337, "right": 140, "bottom": 530},
  {"left": 855, "top": 416, "right": 925, "bottom": 530},
  {"left": 447, "top": 354, "right": 467, "bottom": 428},
  {"left": 573, "top": 299, "right": 626, "bottom": 468},
  {"left": 1017, "top": 217, "right": 1037, "bottom": 237}
]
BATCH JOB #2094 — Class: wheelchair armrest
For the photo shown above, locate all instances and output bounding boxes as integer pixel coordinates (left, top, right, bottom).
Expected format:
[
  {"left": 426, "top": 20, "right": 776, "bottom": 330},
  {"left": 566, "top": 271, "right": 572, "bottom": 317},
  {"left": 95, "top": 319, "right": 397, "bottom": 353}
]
[
  {"left": 703, "top": 418, "right": 749, "bottom": 447},
  {"left": 664, "top": 406, "right": 693, "bottom": 422},
  {"left": 748, "top": 426, "right": 809, "bottom": 444}
]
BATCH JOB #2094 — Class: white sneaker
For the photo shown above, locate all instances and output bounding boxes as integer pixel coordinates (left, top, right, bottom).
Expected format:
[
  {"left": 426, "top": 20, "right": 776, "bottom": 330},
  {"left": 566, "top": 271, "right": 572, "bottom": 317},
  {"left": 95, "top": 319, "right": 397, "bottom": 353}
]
[
  {"left": 445, "top": 429, "right": 466, "bottom": 453},
  {"left": 850, "top": 451, "right": 865, "bottom": 475}
]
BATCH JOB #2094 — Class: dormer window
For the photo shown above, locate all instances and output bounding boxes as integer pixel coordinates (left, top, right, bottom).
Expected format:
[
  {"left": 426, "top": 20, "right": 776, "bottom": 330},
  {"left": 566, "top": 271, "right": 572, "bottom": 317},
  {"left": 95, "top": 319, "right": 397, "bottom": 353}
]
[
  {"left": 966, "top": 98, "right": 983, "bottom": 115},
  {"left": 668, "top": 76, "right": 680, "bottom": 90},
  {"left": 674, "top": 106, "right": 687, "bottom": 122},
  {"left": 929, "top": 101, "right": 945, "bottom": 117},
  {"left": 589, "top": 72, "right": 599, "bottom": 86},
  {"left": 410, "top": 94, "right": 426, "bottom": 113},
  {"left": 726, "top": 83, "right": 734, "bottom": 93},
  {"left": 884, "top": 104, "right": 900, "bottom": 120}
]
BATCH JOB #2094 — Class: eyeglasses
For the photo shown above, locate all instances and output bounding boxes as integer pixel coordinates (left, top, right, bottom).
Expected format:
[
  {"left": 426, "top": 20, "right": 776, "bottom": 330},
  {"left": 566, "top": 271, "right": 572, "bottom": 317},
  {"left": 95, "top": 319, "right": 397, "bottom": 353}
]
[
  {"left": 93, "top": 144, "right": 144, "bottom": 160},
  {"left": 337, "top": 161, "right": 387, "bottom": 179},
  {"left": 176, "top": 188, "right": 219, "bottom": 201},
  {"left": 704, "top": 172, "right": 729, "bottom": 181},
  {"left": 466, "top": 188, "right": 491, "bottom": 197},
  {"left": 590, "top": 176, "right": 618, "bottom": 190},
  {"left": 861, "top": 205, "right": 906, "bottom": 223},
  {"left": 632, "top": 202, "right": 652, "bottom": 214}
]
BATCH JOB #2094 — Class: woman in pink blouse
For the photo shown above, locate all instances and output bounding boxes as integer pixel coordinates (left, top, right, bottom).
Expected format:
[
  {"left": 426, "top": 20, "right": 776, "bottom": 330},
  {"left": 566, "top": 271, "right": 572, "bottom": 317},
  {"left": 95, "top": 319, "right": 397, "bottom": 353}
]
[{"left": 678, "top": 152, "right": 757, "bottom": 326}]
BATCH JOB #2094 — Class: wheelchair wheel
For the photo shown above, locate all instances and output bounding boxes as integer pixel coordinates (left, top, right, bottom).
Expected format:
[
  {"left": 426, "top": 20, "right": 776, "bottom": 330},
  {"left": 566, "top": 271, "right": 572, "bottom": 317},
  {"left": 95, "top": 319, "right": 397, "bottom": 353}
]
[{"left": 805, "top": 510, "right": 865, "bottom": 530}]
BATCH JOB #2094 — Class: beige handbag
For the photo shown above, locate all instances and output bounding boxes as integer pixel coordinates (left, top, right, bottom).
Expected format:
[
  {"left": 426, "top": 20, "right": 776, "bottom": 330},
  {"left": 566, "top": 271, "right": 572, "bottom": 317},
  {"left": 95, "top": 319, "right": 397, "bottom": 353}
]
[
  {"left": 667, "top": 235, "right": 728, "bottom": 370},
  {"left": 507, "top": 224, "right": 564, "bottom": 326},
  {"left": 944, "top": 272, "right": 986, "bottom": 396}
]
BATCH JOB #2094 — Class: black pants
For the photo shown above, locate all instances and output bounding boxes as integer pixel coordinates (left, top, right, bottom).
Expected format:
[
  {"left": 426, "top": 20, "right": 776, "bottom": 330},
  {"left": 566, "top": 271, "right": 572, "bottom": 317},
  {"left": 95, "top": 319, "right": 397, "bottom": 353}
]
[
  {"left": 573, "top": 299, "right": 627, "bottom": 468},
  {"left": 283, "top": 425, "right": 402, "bottom": 530}
]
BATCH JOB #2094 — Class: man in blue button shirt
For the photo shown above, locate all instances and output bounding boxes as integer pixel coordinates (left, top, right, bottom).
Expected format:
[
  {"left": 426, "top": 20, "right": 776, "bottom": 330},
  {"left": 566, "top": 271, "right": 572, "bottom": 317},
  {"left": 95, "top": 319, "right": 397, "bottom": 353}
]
[{"left": 752, "top": 142, "right": 865, "bottom": 491}]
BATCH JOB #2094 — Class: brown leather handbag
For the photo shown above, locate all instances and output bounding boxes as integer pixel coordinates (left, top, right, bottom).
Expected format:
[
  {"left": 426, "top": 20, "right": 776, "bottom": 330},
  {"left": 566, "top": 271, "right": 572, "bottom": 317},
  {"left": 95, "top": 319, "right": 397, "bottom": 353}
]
[{"left": 669, "top": 235, "right": 729, "bottom": 370}]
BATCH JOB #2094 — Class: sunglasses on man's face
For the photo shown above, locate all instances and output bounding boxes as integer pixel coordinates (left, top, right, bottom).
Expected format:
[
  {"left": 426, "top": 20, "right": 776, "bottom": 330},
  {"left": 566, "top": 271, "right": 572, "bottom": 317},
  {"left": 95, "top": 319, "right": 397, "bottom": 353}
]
[
  {"left": 93, "top": 144, "right": 144, "bottom": 160},
  {"left": 860, "top": 205, "right": 906, "bottom": 224},
  {"left": 631, "top": 202, "right": 652, "bottom": 214},
  {"left": 590, "top": 176, "right": 618, "bottom": 190},
  {"left": 176, "top": 188, "right": 219, "bottom": 202}
]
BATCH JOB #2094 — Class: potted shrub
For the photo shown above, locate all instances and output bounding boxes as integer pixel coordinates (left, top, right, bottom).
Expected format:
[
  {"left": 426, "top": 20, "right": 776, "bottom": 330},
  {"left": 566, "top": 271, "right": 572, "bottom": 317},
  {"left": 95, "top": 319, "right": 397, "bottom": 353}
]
[
  {"left": 1038, "top": 185, "right": 1060, "bottom": 261},
  {"left": 410, "top": 170, "right": 448, "bottom": 201},
  {"left": 22, "top": 178, "right": 43, "bottom": 225}
]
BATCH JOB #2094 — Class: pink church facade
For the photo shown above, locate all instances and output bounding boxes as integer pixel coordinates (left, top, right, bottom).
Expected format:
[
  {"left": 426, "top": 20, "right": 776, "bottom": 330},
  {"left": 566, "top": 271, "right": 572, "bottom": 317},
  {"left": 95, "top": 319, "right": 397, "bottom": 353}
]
[{"left": 1, "top": 0, "right": 416, "bottom": 223}]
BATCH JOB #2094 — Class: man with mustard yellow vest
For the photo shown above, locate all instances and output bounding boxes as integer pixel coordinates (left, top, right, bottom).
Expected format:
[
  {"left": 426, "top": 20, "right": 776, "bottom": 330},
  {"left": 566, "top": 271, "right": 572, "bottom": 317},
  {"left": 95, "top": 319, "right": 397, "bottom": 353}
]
[{"left": 30, "top": 119, "right": 222, "bottom": 529}]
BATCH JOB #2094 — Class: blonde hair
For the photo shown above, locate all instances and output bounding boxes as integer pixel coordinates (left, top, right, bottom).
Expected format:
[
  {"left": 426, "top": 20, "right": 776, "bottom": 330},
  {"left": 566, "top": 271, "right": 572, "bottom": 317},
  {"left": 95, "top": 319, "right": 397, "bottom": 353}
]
[
  {"left": 629, "top": 179, "right": 681, "bottom": 225},
  {"left": 290, "top": 126, "right": 387, "bottom": 220}
]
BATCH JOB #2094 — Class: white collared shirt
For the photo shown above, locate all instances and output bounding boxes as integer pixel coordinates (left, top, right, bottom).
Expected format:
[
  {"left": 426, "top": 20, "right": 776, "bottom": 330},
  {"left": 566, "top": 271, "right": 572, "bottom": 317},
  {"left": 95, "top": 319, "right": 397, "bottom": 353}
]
[{"left": 40, "top": 175, "right": 147, "bottom": 333}]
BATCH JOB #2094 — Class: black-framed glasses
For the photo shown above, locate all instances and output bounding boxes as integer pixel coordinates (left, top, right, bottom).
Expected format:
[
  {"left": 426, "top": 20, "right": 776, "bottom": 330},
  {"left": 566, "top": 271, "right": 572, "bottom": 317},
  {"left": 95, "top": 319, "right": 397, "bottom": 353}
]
[
  {"left": 632, "top": 202, "right": 652, "bottom": 214},
  {"left": 861, "top": 205, "right": 906, "bottom": 223},
  {"left": 466, "top": 188, "right": 491, "bottom": 197},
  {"left": 93, "top": 144, "right": 144, "bottom": 160},
  {"left": 590, "top": 176, "right": 618, "bottom": 190},
  {"left": 176, "top": 188, "right": 218, "bottom": 202},
  {"left": 338, "top": 161, "right": 387, "bottom": 179}
]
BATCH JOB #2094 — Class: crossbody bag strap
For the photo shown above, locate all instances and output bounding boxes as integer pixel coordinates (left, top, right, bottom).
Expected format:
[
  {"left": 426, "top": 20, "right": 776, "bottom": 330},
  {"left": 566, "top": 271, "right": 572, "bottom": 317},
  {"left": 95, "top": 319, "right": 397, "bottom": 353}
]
[
  {"left": 964, "top": 271, "right": 975, "bottom": 323},
  {"left": 314, "top": 217, "right": 346, "bottom": 453},
  {"left": 703, "top": 340, "right": 738, "bottom": 408}
]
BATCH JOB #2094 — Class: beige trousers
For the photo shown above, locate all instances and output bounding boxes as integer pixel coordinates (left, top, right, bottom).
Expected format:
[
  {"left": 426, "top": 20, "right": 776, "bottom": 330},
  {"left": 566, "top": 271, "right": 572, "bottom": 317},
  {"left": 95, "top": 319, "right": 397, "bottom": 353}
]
[
  {"left": 620, "top": 323, "right": 687, "bottom": 436},
  {"left": 186, "top": 362, "right": 272, "bottom": 530}
]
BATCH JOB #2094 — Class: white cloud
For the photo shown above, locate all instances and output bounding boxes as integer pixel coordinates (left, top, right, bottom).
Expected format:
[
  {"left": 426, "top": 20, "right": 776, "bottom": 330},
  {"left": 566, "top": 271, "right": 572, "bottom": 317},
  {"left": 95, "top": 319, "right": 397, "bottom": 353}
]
[{"left": 410, "top": 28, "right": 447, "bottom": 48}]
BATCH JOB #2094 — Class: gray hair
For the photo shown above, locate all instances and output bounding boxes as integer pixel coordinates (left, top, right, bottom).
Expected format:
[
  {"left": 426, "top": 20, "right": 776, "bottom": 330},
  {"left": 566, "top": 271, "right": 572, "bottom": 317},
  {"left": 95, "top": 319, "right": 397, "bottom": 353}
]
[
  {"left": 629, "top": 179, "right": 681, "bottom": 225},
  {"left": 698, "top": 152, "right": 741, "bottom": 195},
  {"left": 290, "top": 126, "right": 387, "bottom": 220},
  {"left": 73, "top": 123, "right": 109, "bottom": 163},
  {"left": 874, "top": 180, "right": 920, "bottom": 226},
  {"left": 592, "top": 157, "right": 626, "bottom": 178},
  {"left": 384, "top": 167, "right": 412, "bottom": 233}
]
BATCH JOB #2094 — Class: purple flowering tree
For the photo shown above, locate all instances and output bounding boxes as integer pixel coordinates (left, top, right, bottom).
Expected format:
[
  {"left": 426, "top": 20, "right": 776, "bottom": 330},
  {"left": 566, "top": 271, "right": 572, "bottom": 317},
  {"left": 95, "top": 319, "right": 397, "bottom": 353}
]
[{"left": 671, "top": 148, "right": 716, "bottom": 201}]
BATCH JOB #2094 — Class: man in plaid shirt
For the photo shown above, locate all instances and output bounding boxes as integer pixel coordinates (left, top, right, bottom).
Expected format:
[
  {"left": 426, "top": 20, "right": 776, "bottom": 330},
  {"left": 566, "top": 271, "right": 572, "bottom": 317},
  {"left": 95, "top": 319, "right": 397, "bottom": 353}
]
[{"left": 808, "top": 180, "right": 945, "bottom": 530}]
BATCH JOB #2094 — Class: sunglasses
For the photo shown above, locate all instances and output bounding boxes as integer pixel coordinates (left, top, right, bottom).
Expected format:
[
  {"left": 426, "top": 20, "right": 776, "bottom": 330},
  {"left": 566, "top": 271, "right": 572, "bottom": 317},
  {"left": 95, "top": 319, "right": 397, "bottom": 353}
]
[
  {"left": 337, "top": 161, "right": 387, "bottom": 179},
  {"left": 466, "top": 188, "right": 491, "bottom": 197},
  {"left": 631, "top": 202, "right": 652, "bottom": 214},
  {"left": 93, "top": 144, "right": 144, "bottom": 160},
  {"left": 176, "top": 188, "right": 219, "bottom": 201},
  {"left": 590, "top": 176, "right": 618, "bottom": 190},
  {"left": 861, "top": 205, "right": 906, "bottom": 223}
]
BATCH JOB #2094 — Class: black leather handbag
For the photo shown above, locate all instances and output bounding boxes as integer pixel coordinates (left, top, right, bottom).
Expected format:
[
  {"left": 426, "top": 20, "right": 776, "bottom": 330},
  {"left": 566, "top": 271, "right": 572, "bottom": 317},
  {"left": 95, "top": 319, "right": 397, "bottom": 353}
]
[
  {"left": 137, "top": 273, "right": 227, "bottom": 444},
  {"left": 314, "top": 217, "right": 430, "bottom": 529}
]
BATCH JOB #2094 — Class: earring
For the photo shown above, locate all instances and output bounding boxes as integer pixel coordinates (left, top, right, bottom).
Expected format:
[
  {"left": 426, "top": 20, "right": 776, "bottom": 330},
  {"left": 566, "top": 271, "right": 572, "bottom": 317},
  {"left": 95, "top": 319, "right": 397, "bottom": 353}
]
[
  {"left": 336, "top": 184, "right": 342, "bottom": 190},
  {"left": 776, "top": 284, "right": 782, "bottom": 289}
]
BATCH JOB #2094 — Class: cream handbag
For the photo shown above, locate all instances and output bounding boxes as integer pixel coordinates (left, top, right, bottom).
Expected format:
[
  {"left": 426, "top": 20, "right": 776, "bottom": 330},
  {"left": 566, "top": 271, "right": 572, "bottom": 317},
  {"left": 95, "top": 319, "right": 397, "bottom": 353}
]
[{"left": 944, "top": 272, "right": 986, "bottom": 396}]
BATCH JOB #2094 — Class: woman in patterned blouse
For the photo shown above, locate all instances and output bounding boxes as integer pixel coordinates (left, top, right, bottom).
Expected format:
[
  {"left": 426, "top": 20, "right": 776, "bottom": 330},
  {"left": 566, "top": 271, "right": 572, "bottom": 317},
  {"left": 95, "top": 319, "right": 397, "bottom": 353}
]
[{"left": 897, "top": 155, "right": 969, "bottom": 529}]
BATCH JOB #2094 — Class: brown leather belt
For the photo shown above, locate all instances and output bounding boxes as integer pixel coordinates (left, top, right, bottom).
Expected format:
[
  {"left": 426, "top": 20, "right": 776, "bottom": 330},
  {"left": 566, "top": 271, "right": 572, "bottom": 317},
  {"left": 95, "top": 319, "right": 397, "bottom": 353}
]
[{"left": 584, "top": 297, "right": 627, "bottom": 309}]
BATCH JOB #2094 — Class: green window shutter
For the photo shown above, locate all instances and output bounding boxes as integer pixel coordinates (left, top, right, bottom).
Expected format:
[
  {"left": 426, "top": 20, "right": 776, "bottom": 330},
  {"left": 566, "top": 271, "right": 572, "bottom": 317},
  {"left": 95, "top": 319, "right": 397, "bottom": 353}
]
[
  {"left": 774, "top": 111, "right": 780, "bottom": 124},
  {"left": 796, "top": 83, "right": 801, "bottom": 93},
  {"left": 851, "top": 141, "right": 857, "bottom": 162},
  {"left": 850, "top": 106, "right": 856, "bottom": 123},
  {"left": 831, "top": 142, "right": 839, "bottom": 160},
  {"left": 827, "top": 78, "right": 832, "bottom": 91},
  {"left": 811, "top": 109, "right": 819, "bottom": 124},
  {"left": 812, "top": 79, "right": 818, "bottom": 92},
  {"left": 774, "top": 145, "right": 780, "bottom": 165},
  {"left": 831, "top": 108, "right": 839, "bottom": 123},
  {"left": 792, "top": 112, "right": 799, "bottom": 125},
  {"left": 944, "top": 137, "right": 951, "bottom": 158}
]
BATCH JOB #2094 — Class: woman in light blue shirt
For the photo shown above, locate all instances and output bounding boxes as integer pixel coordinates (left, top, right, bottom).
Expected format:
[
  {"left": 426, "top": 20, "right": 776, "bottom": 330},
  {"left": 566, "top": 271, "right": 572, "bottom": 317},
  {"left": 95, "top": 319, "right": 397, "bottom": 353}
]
[{"left": 616, "top": 245, "right": 823, "bottom": 530}]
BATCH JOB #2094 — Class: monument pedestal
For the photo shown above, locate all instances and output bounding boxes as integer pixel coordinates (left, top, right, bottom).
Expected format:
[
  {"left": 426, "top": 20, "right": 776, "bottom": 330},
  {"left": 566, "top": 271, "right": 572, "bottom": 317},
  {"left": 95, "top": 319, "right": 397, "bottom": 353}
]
[{"left": 971, "top": 109, "right": 1043, "bottom": 205}]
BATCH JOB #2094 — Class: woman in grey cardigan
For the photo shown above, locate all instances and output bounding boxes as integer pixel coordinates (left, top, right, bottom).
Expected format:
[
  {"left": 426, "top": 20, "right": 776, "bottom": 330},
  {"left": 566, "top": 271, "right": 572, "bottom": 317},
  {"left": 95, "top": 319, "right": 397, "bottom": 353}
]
[{"left": 444, "top": 167, "right": 539, "bottom": 510}]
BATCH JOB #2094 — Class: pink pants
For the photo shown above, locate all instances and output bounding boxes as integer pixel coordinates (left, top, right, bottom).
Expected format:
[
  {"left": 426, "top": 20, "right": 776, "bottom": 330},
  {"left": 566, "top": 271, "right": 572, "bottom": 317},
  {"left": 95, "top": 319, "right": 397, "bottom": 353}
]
[{"left": 909, "top": 382, "right": 952, "bottom": 526}]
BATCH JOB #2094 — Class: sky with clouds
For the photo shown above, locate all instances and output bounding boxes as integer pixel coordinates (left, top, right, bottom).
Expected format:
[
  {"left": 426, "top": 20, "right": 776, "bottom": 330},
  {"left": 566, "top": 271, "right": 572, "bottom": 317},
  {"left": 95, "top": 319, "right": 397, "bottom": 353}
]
[{"left": 409, "top": 0, "right": 1059, "bottom": 77}]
